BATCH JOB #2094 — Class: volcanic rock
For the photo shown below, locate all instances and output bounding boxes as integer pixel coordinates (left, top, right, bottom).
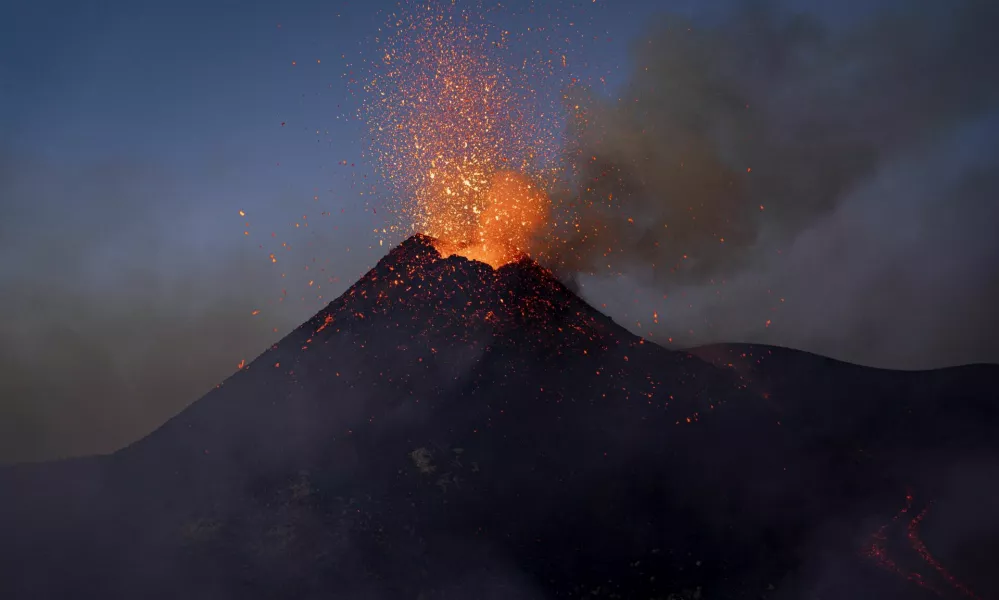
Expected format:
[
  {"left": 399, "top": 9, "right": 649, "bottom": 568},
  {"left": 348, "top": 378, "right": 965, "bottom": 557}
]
[{"left": 2, "top": 234, "right": 997, "bottom": 599}]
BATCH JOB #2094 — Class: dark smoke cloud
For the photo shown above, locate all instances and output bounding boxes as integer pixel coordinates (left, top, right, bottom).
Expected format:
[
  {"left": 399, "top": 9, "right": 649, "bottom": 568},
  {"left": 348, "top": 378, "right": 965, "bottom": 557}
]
[
  {"left": 556, "top": 1, "right": 999, "bottom": 281},
  {"left": 548, "top": 1, "right": 999, "bottom": 368}
]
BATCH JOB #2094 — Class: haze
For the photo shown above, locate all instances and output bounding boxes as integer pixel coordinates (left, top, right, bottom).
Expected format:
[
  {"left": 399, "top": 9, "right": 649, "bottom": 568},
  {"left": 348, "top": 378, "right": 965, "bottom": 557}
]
[{"left": 2, "top": 0, "right": 997, "bottom": 463}]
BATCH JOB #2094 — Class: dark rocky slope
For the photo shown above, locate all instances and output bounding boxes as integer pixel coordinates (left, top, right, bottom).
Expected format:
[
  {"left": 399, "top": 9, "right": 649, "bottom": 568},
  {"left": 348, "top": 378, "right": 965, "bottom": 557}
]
[{"left": 2, "top": 235, "right": 996, "bottom": 599}]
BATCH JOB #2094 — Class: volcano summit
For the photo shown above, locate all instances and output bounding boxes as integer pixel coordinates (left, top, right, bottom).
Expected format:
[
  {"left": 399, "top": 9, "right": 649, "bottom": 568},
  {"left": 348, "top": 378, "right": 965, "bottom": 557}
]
[{"left": 2, "top": 235, "right": 998, "bottom": 599}]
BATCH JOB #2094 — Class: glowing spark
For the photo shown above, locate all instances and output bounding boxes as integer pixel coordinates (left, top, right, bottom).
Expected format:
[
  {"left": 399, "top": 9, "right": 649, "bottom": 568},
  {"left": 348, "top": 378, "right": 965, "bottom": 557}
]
[{"left": 364, "top": 2, "right": 559, "bottom": 268}]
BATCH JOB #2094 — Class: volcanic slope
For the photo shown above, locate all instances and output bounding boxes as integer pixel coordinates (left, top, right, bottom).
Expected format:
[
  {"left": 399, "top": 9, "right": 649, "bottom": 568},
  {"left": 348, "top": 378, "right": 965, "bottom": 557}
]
[{"left": 2, "top": 234, "right": 998, "bottom": 600}]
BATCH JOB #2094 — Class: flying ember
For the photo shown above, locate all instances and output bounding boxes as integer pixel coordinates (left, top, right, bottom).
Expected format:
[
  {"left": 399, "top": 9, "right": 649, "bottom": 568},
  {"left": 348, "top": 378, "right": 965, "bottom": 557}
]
[{"left": 365, "top": 1, "right": 559, "bottom": 268}]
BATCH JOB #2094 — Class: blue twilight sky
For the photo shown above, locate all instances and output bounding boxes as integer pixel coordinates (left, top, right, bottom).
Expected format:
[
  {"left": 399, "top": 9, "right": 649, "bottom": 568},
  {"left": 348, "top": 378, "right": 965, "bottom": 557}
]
[
  {"left": 0, "top": 0, "right": 651, "bottom": 461},
  {"left": 1, "top": 0, "right": 997, "bottom": 462},
  {"left": 1, "top": 0, "right": 641, "bottom": 281}
]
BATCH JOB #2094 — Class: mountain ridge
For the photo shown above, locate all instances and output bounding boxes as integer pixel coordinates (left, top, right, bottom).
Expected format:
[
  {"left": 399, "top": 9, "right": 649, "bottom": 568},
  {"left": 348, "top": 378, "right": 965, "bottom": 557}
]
[{"left": 1, "top": 235, "right": 997, "bottom": 599}]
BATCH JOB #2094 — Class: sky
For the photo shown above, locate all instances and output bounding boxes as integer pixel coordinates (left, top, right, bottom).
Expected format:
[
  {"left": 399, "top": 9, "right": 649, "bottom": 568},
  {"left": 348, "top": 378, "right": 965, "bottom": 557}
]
[{"left": 1, "top": 0, "right": 997, "bottom": 463}]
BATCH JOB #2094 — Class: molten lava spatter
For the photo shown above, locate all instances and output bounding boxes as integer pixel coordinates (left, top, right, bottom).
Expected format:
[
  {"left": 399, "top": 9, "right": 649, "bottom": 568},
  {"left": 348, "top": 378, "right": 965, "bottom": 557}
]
[
  {"left": 441, "top": 170, "right": 550, "bottom": 268},
  {"left": 365, "top": 1, "right": 560, "bottom": 268}
]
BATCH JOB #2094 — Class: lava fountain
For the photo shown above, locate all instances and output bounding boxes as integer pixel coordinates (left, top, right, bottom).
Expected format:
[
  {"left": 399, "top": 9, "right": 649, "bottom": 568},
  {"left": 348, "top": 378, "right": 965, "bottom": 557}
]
[{"left": 365, "top": 1, "right": 560, "bottom": 268}]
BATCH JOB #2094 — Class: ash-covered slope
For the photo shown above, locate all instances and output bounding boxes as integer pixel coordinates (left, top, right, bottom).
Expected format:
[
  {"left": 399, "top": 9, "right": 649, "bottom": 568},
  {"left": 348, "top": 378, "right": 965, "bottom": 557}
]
[{"left": 2, "top": 235, "right": 997, "bottom": 600}]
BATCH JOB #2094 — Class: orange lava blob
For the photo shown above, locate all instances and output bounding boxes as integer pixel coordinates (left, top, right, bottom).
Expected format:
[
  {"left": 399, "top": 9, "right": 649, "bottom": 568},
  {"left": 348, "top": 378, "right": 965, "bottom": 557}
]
[{"left": 444, "top": 170, "right": 549, "bottom": 268}]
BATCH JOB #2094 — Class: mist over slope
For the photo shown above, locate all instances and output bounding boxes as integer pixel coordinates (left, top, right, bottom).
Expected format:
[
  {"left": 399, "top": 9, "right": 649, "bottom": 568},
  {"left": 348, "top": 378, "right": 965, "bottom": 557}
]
[{"left": 2, "top": 235, "right": 997, "bottom": 599}]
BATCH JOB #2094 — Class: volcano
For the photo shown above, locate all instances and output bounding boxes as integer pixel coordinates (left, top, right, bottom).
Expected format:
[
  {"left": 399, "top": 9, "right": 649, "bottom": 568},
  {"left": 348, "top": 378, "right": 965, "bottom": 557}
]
[{"left": 2, "top": 235, "right": 997, "bottom": 599}]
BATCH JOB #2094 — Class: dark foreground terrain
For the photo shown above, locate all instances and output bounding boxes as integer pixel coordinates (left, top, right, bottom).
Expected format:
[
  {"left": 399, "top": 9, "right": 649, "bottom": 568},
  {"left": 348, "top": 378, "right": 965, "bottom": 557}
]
[{"left": 2, "top": 235, "right": 997, "bottom": 599}]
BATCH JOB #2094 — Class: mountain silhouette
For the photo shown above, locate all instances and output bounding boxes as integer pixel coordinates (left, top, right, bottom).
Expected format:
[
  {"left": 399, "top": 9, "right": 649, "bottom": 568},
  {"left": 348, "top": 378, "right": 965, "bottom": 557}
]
[{"left": 2, "top": 234, "right": 997, "bottom": 599}]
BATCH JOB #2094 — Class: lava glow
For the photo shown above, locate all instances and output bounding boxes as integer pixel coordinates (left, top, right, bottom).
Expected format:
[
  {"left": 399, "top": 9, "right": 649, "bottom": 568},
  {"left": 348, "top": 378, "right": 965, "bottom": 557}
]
[
  {"left": 864, "top": 490, "right": 982, "bottom": 599},
  {"left": 440, "top": 170, "right": 550, "bottom": 267},
  {"left": 366, "top": 1, "right": 559, "bottom": 268}
]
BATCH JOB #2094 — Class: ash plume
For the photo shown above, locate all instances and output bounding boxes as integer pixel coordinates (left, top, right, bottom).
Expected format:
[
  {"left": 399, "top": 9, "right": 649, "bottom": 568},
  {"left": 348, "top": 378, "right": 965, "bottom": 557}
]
[{"left": 547, "top": 0, "right": 999, "bottom": 368}]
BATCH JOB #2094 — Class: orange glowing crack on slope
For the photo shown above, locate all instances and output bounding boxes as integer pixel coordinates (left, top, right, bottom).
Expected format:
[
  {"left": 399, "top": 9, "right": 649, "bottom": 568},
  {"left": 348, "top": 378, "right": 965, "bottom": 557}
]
[{"left": 863, "top": 489, "right": 982, "bottom": 599}]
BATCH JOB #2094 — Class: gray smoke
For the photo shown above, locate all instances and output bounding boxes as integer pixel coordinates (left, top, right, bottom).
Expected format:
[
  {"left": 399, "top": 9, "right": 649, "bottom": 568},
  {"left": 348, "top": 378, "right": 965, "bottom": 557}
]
[{"left": 548, "top": 1, "right": 999, "bottom": 368}]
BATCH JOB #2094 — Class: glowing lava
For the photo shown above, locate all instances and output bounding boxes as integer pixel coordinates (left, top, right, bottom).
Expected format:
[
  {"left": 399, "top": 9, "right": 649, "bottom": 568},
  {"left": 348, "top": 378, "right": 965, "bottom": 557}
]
[
  {"left": 440, "top": 170, "right": 550, "bottom": 268},
  {"left": 365, "top": 1, "right": 560, "bottom": 268},
  {"left": 864, "top": 489, "right": 982, "bottom": 599}
]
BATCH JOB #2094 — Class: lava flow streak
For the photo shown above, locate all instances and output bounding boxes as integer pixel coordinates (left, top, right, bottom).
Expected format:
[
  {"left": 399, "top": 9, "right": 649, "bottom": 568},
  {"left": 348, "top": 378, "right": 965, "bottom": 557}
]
[{"left": 864, "top": 489, "right": 982, "bottom": 599}]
